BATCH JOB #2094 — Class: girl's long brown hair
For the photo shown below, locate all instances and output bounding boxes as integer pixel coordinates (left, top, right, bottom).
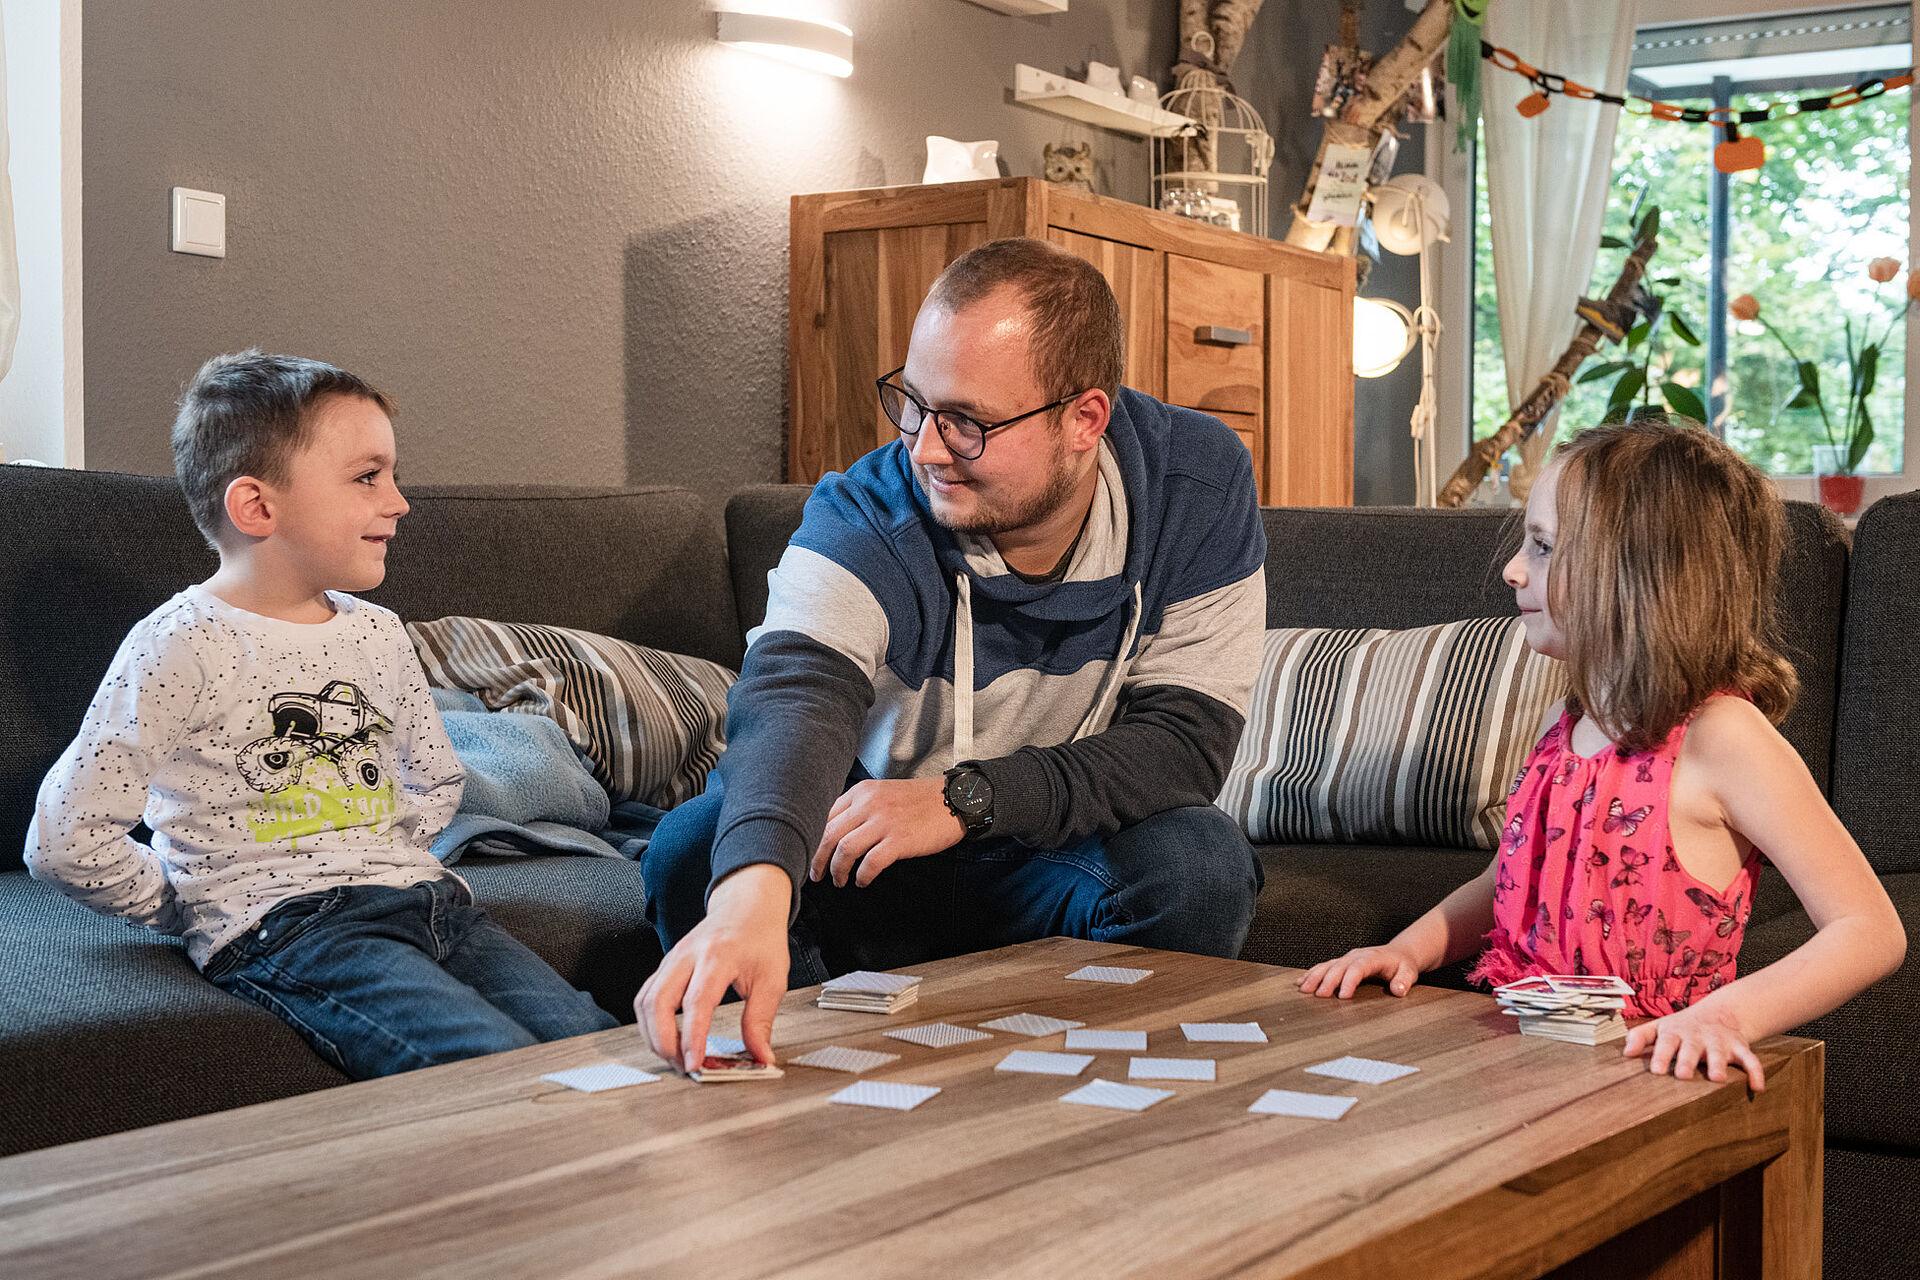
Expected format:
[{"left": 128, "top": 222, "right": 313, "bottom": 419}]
[{"left": 1550, "top": 417, "right": 1798, "bottom": 753}]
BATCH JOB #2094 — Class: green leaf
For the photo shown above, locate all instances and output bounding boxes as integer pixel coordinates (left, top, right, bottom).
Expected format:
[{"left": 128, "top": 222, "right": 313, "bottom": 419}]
[
  {"left": 1847, "top": 403, "right": 1874, "bottom": 472},
  {"left": 1855, "top": 345, "right": 1879, "bottom": 400},
  {"left": 1608, "top": 367, "right": 1647, "bottom": 414},
  {"left": 1669, "top": 312, "right": 1702, "bottom": 347},
  {"left": 1577, "top": 360, "right": 1632, "bottom": 385},
  {"left": 1661, "top": 383, "right": 1707, "bottom": 423},
  {"left": 1653, "top": 276, "right": 1682, "bottom": 287},
  {"left": 1600, "top": 234, "right": 1628, "bottom": 249},
  {"left": 1797, "top": 360, "right": 1822, "bottom": 399},
  {"left": 1636, "top": 205, "right": 1661, "bottom": 242},
  {"left": 1782, "top": 388, "right": 1821, "bottom": 411},
  {"left": 1626, "top": 320, "right": 1652, "bottom": 352}
]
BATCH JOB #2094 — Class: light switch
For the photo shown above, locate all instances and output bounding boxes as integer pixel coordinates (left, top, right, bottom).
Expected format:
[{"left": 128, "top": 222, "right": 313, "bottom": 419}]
[{"left": 171, "top": 188, "right": 226, "bottom": 258}]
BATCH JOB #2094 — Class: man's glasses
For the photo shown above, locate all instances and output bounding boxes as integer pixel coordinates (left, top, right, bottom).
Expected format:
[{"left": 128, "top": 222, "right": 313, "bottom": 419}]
[{"left": 875, "top": 367, "right": 1081, "bottom": 461}]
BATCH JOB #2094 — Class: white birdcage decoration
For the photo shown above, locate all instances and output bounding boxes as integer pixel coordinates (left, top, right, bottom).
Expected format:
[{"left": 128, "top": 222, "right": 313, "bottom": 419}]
[{"left": 1152, "top": 81, "right": 1273, "bottom": 237}]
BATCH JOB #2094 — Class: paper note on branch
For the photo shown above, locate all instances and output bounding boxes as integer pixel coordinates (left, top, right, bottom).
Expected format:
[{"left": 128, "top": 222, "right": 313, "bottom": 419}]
[{"left": 1303, "top": 142, "right": 1374, "bottom": 227}]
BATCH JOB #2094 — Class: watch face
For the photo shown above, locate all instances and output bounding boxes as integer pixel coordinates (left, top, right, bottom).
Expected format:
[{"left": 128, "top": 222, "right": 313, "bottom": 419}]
[{"left": 947, "top": 770, "right": 992, "bottom": 816}]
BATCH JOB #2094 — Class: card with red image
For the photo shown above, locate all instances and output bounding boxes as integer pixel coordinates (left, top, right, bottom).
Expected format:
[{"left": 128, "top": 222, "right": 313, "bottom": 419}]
[{"left": 688, "top": 1051, "right": 784, "bottom": 1083}]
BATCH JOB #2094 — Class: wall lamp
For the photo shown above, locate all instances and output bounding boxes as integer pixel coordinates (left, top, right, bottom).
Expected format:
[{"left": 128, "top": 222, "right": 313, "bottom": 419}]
[{"left": 715, "top": 9, "right": 853, "bottom": 78}]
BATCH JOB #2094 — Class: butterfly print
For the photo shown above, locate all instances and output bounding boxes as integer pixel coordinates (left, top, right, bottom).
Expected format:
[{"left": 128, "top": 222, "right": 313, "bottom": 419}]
[
  {"left": 1586, "top": 899, "right": 1616, "bottom": 939},
  {"left": 1624, "top": 940, "right": 1645, "bottom": 980},
  {"left": 1494, "top": 862, "right": 1518, "bottom": 897},
  {"left": 1552, "top": 756, "right": 1580, "bottom": 786},
  {"left": 1611, "top": 846, "right": 1650, "bottom": 888},
  {"left": 1546, "top": 827, "right": 1568, "bottom": 845},
  {"left": 1635, "top": 757, "right": 1655, "bottom": 783},
  {"left": 1532, "top": 900, "right": 1556, "bottom": 945},
  {"left": 1708, "top": 971, "right": 1728, "bottom": 992},
  {"left": 1684, "top": 887, "right": 1745, "bottom": 939},
  {"left": 1586, "top": 849, "right": 1611, "bottom": 870},
  {"left": 1603, "top": 798, "right": 1653, "bottom": 837},
  {"left": 1662, "top": 846, "right": 1682, "bottom": 873},
  {"left": 1563, "top": 899, "right": 1575, "bottom": 921},
  {"left": 1622, "top": 899, "right": 1653, "bottom": 929},
  {"left": 1572, "top": 946, "right": 1590, "bottom": 976},
  {"left": 1570, "top": 780, "right": 1597, "bottom": 817},
  {"left": 1501, "top": 812, "right": 1526, "bottom": 850},
  {"left": 1652, "top": 909, "right": 1691, "bottom": 955}
]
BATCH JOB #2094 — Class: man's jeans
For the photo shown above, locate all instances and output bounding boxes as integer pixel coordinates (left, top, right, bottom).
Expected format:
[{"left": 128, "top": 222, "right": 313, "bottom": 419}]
[
  {"left": 642, "top": 774, "right": 1265, "bottom": 985},
  {"left": 204, "top": 878, "right": 617, "bottom": 1080}
]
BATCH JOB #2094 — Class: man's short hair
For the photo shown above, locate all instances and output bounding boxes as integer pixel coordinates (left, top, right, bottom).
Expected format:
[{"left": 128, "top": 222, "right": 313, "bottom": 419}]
[
  {"left": 171, "top": 350, "right": 393, "bottom": 547},
  {"left": 925, "top": 238, "right": 1127, "bottom": 401}
]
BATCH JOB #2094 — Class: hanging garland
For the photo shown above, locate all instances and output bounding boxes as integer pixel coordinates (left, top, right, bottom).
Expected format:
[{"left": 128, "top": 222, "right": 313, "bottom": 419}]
[{"left": 1480, "top": 40, "right": 1914, "bottom": 174}]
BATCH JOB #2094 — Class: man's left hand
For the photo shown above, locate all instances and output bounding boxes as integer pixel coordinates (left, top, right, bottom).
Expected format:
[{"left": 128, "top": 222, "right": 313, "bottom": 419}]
[{"left": 810, "top": 777, "right": 966, "bottom": 888}]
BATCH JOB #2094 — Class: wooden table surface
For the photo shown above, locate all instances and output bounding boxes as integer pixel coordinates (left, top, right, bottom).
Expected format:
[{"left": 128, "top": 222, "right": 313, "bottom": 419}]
[{"left": 0, "top": 938, "right": 1821, "bottom": 1280}]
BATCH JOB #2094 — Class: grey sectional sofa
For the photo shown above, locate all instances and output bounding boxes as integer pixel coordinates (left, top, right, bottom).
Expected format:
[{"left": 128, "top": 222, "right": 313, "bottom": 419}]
[{"left": 2, "top": 466, "right": 1912, "bottom": 1278}]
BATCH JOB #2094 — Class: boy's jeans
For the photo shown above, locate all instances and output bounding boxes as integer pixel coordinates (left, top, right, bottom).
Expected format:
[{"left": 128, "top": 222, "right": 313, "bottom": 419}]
[{"left": 204, "top": 877, "right": 617, "bottom": 1080}]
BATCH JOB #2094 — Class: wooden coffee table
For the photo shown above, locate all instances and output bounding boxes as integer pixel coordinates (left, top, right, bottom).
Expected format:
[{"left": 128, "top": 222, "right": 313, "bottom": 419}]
[{"left": 0, "top": 938, "right": 1821, "bottom": 1279}]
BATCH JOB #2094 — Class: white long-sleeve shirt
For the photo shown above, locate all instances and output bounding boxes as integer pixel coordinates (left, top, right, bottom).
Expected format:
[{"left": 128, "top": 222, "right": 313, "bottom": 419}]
[{"left": 26, "top": 586, "right": 465, "bottom": 967}]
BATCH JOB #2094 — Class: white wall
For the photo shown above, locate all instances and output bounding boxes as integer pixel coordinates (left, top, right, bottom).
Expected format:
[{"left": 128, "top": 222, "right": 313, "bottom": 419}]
[{"left": 0, "top": 0, "right": 81, "bottom": 468}]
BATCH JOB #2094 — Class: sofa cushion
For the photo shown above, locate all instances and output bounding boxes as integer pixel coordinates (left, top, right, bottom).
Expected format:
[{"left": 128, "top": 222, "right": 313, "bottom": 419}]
[
  {"left": 410, "top": 617, "right": 734, "bottom": 809},
  {"left": 1833, "top": 491, "right": 1920, "bottom": 874},
  {"left": 1219, "top": 619, "right": 1565, "bottom": 849},
  {"left": 456, "top": 854, "right": 660, "bottom": 1019},
  {"left": 1242, "top": 842, "right": 1491, "bottom": 983},
  {"left": 1735, "top": 868, "right": 1920, "bottom": 1149}
]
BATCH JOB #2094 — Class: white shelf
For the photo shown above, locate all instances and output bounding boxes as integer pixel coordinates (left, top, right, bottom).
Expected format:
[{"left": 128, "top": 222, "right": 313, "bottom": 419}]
[
  {"left": 1012, "top": 64, "right": 1193, "bottom": 138},
  {"left": 967, "top": 0, "right": 1068, "bottom": 14}
]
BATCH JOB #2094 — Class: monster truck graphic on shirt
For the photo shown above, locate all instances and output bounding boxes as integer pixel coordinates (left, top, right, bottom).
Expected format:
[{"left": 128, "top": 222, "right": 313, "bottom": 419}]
[{"left": 236, "top": 680, "right": 393, "bottom": 795}]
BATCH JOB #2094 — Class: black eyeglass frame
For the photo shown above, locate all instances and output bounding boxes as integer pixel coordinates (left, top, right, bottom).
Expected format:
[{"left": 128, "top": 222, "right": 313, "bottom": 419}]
[{"left": 875, "top": 366, "right": 1084, "bottom": 461}]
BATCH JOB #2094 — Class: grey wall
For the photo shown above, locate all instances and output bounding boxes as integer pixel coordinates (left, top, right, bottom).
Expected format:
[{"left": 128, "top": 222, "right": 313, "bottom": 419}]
[{"left": 84, "top": 0, "right": 1420, "bottom": 504}]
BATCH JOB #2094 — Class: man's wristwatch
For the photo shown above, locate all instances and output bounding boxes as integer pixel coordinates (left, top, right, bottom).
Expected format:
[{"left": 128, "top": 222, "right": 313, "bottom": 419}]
[{"left": 941, "top": 764, "right": 995, "bottom": 839}]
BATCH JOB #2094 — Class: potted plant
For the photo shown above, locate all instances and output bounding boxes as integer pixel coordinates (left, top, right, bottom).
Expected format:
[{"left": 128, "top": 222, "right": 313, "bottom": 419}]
[{"left": 1730, "top": 258, "right": 1918, "bottom": 516}]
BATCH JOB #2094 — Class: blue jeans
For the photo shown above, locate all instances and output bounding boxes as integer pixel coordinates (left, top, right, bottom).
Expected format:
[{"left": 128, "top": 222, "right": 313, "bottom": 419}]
[
  {"left": 643, "top": 773, "right": 1263, "bottom": 986},
  {"left": 204, "top": 878, "right": 617, "bottom": 1080}
]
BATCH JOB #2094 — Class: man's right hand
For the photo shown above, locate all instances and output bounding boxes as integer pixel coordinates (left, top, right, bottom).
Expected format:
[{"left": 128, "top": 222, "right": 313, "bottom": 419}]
[{"left": 634, "top": 862, "right": 792, "bottom": 1074}]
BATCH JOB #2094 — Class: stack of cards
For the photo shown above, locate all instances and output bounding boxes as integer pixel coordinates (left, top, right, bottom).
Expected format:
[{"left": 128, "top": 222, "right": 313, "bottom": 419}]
[
  {"left": 688, "top": 1052, "right": 784, "bottom": 1082},
  {"left": 1495, "top": 974, "right": 1632, "bottom": 1044},
  {"left": 816, "top": 970, "right": 922, "bottom": 1014}
]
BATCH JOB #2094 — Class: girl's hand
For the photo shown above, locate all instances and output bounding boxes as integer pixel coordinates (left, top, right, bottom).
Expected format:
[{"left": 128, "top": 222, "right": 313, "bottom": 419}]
[
  {"left": 1622, "top": 1003, "right": 1767, "bottom": 1091},
  {"left": 1297, "top": 945, "right": 1423, "bottom": 998}
]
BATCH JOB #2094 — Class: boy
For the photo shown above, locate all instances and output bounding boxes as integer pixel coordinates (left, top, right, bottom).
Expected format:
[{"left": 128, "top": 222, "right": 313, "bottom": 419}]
[{"left": 25, "top": 350, "right": 616, "bottom": 1079}]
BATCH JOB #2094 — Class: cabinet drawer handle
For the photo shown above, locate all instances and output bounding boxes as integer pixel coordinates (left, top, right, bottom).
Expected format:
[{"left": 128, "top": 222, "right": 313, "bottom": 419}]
[{"left": 1194, "top": 325, "right": 1253, "bottom": 347}]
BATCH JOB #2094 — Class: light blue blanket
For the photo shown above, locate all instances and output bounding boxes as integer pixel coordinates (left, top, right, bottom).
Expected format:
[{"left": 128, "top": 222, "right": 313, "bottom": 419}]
[{"left": 428, "top": 689, "right": 662, "bottom": 863}]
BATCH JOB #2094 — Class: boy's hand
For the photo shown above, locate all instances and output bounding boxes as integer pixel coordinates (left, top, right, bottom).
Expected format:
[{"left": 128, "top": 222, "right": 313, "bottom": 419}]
[
  {"left": 810, "top": 777, "right": 965, "bottom": 888},
  {"left": 634, "top": 863, "right": 791, "bottom": 1074},
  {"left": 1623, "top": 1002, "right": 1767, "bottom": 1091},
  {"left": 1297, "top": 945, "right": 1424, "bottom": 999}
]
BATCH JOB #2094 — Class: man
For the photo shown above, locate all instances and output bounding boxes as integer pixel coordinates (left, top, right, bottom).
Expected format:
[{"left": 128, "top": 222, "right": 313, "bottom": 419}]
[{"left": 638, "top": 237, "right": 1267, "bottom": 1072}]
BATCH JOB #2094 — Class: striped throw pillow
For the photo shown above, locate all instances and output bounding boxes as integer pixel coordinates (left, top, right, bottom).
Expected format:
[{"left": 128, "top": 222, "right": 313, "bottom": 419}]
[
  {"left": 1216, "top": 618, "right": 1567, "bottom": 849},
  {"left": 407, "top": 617, "right": 735, "bottom": 810}
]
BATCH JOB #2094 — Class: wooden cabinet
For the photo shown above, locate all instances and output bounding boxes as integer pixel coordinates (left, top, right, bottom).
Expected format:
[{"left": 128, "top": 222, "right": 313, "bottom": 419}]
[{"left": 788, "top": 177, "right": 1355, "bottom": 506}]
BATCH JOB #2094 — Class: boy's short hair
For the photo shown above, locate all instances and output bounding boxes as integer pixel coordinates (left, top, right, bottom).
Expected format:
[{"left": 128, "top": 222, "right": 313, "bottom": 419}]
[{"left": 171, "top": 350, "right": 393, "bottom": 547}]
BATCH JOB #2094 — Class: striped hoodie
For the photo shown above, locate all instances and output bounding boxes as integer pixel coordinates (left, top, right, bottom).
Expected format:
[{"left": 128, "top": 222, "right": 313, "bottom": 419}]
[{"left": 709, "top": 387, "right": 1267, "bottom": 902}]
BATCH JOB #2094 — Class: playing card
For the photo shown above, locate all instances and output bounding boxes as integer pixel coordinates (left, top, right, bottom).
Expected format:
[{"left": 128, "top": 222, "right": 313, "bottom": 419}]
[
  {"left": 1544, "top": 974, "right": 1636, "bottom": 997},
  {"left": 1063, "top": 1029, "right": 1149, "bottom": 1052},
  {"left": 1058, "top": 1078, "right": 1175, "bottom": 1112},
  {"left": 1065, "top": 965, "right": 1154, "bottom": 985},
  {"left": 1128, "top": 1057, "right": 1215, "bottom": 1081},
  {"left": 1180, "top": 1022, "right": 1267, "bottom": 1043},
  {"left": 979, "top": 1013, "right": 1085, "bottom": 1037},
  {"left": 688, "top": 1052, "right": 785, "bottom": 1082},
  {"left": 821, "top": 970, "right": 922, "bottom": 995},
  {"left": 706, "top": 1035, "right": 745, "bottom": 1056},
  {"left": 1248, "top": 1088, "right": 1358, "bottom": 1120},
  {"left": 1494, "top": 976, "right": 1558, "bottom": 996},
  {"left": 884, "top": 1022, "right": 994, "bottom": 1049},
  {"left": 541, "top": 1064, "right": 661, "bottom": 1093},
  {"left": 995, "top": 1050, "right": 1095, "bottom": 1076},
  {"left": 827, "top": 1080, "right": 941, "bottom": 1111},
  {"left": 787, "top": 1045, "right": 901, "bottom": 1074},
  {"left": 1304, "top": 1056, "right": 1419, "bottom": 1085}
]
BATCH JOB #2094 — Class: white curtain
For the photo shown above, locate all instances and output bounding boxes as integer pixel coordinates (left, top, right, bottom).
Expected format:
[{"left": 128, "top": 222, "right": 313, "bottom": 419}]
[
  {"left": 0, "top": 0, "right": 20, "bottom": 386},
  {"left": 1484, "top": 0, "right": 1637, "bottom": 497}
]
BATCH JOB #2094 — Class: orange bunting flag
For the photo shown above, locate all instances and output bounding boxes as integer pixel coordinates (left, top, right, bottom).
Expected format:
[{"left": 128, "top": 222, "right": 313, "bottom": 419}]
[
  {"left": 1714, "top": 134, "right": 1765, "bottom": 173},
  {"left": 1517, "top": 91, "right": 1551, "bottom": 118}
]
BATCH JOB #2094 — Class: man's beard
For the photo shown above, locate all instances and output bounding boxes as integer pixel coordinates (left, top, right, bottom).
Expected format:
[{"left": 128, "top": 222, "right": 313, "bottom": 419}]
[{"left": 923, "top": 435, "right": 1080, "bottom": 537}]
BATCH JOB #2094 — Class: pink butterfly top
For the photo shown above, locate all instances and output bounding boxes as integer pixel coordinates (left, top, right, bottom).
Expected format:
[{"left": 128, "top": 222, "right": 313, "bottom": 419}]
[{"left": 1465, "top": 704, "right": 1759, "bottom": 1017}]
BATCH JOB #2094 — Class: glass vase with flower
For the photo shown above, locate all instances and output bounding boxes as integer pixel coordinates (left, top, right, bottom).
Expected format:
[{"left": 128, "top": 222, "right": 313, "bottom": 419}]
[{"left": 1729, "top": 258, "right": 1918, "bottom": 517}]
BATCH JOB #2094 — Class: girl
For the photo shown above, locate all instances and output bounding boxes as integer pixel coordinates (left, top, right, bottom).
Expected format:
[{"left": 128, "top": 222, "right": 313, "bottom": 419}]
[{"left": 1298, "top": 419, "right": 1905, "bottom": 1090}]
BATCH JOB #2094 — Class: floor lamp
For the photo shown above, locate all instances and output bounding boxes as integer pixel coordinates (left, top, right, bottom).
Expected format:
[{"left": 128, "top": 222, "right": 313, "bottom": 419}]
[{"left": 1365, "top": 175, "right": 1451, "bottom": 506}]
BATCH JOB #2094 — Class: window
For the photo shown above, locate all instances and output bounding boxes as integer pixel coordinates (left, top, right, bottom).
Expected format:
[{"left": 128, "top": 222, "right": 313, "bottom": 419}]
[{"left": 1464, "top": 6, "right": 1913, "bottom": 488}]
